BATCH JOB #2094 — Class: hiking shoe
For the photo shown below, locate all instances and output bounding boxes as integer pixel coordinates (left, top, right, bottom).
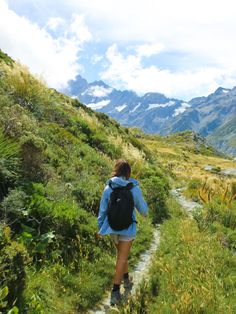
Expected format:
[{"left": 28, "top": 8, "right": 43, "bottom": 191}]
[
  {"left": 123, "top": 276, "right": 133, "bottom": 290},
  {"left": 110, "top": 290, "right": 121, "bottom": 306}
]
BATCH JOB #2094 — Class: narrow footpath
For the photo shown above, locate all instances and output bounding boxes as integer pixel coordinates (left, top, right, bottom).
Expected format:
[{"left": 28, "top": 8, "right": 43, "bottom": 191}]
[{"left": 170, "top": 188, "right": 202, "bottom": 216}]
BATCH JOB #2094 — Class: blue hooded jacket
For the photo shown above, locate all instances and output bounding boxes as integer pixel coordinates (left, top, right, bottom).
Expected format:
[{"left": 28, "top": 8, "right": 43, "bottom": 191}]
[{"left": 98, "top": 176, "right": 148, "bottom": 236}]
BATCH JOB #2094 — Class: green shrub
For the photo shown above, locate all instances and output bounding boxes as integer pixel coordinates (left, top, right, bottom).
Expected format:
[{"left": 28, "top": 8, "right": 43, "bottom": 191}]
[
  {"left": 193, "top": 198, "right": 236, "bottom": 250},
  {"left": 0, "top": 223, "right": 29, "bottom": 310},
  {"left": 0, "top": 50, "right": 14, "bottom": 66},
  {"left": 188, "top": 178, "right": 202, "bottom": 190},
  {"left": 2, "top": 64, "right": 48, "bottom": 118},
  {"left": 20, "top": 134, "right": 46, "bottom": 181},
  {"left": 0, "top": 130, "right": 21, "bottom": 200},
  {"left": 194, "top": 199, "right": 236, "bottom": 231},
  {"left": 13, "top": 183, "right": 104, "bottom": 264},
  {"left": 208, "top": 221, "right": 236, "bottom": 250},
  {"left": 86, "top": 131, "right": 122, "bottom": 158},
  {"left": 210, "top": 166, "right": 221, "bottom": 173},
  {"left": 0, "top": 286, "right": 19, "bottom": 314},
  {"left": 75, "top": 117, "right": 93, "bottom": 137},
  {"left": 141, "top": 175, "right": 169, "bottom": 223},
  {"left": 184, "top": 178, "right": 202, "bottom": 201},
  {"left": 0, "top": 189, "right": 28, "bottom": 227},
  {"left": 0, "top": 104, "right": 37, "bottom": 139}
]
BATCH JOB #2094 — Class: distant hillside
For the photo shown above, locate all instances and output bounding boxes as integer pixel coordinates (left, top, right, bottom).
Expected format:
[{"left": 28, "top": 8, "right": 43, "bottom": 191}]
[
  {"left": 208, "top": 116, "right": 236, "bottom": 156},
  {"left": 67, "top": 75, "right": 236, "bottom": 156}
]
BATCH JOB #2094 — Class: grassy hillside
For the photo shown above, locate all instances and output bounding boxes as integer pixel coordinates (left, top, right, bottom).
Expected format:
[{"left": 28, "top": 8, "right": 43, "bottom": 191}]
[
  {"left": 139, "top": 130, "right": 234, "bottom": 184},
  {"left": 0, "top": 50, "right": 235, "bottom": 314},
  {"left": 0, "top": 51, "right": 169, "bottom": 313}
]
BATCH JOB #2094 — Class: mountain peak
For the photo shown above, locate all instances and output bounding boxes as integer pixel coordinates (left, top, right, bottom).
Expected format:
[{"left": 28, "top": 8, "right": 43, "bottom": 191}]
[
  {"left": 90, "top": 80, "right": 110, "bottom": 88},
  {"left": 214, "top": 87, "right": 231, "bottom": 95},
  {"left": 68, "top": 75, "right": 88, "bottom": 95}
]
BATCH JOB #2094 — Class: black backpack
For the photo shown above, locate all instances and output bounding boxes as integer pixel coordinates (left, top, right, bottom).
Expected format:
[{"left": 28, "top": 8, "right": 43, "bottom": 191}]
[{"left": 107, "top": 182, "right": 135, "bottom": 231}]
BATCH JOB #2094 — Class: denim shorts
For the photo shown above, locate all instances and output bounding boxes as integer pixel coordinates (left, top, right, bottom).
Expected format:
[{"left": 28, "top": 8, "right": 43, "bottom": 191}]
[{"left": 110, "top": 234, "right": 135, "bottom": 244}]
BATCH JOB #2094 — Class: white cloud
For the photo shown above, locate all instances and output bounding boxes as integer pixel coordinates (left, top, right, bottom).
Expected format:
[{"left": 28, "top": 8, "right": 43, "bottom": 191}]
[
  {"left": 0, "top": 0, "right": 92, "bottom": 89},
  {"left": 66, "top": 0, "right": 236, "bottom": 45},
  {"left": 3, "top": 0, "right": 236, "bottom": 99},
  {"left": 69, "top": 14, "right": 92, "bottom": 43},
  {"left": 46, "top": 17, "right": 65, "bottom": 31},
  {"left": 82, "top": 85, "right": 113, "bottom": 97},
  {"left": 91, "top": 54, "right": 103, "bottom": 65},
  {"left": 136, "top": 43, "right": 165, "bottom": 58},
  {"left": 101, "top": 44, "right": 236, "bottom": 100},
  {"left": 65, "top": 0, "right": 236, "bottom": 98}
]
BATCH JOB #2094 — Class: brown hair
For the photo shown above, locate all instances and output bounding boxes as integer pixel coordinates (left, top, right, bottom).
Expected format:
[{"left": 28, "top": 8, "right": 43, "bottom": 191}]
[{"left": 112, "top": 159, "right": 131, "bottom": 179}]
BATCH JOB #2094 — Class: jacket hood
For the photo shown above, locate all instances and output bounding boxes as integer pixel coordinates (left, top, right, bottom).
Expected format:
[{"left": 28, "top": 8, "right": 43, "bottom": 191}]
[{"left": 107, "top": 176, "right": 139, "bottom": 189}]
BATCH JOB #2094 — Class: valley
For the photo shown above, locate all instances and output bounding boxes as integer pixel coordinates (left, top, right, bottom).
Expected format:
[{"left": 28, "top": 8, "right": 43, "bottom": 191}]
[{"left": 0, "top": 51, "right": 235, "bottom": 313}]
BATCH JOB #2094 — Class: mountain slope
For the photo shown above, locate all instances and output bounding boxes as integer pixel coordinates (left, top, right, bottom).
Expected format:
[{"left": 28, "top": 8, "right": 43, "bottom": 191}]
[
  {"left": 163, "top": 87, "right": 236, "bottom": 136},
  {"left": 207, "top": 116, "right": 236, "bottom": 156}
]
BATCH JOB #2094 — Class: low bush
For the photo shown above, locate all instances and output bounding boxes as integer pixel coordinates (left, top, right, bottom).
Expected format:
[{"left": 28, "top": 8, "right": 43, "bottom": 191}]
[
  {"left": 183, "top": 178, "right": 202, "bottom": 201},
  {"left": 0, "top": 130, "right": 21, "bottom": 200},
  {"left": 20, "top": 134, "right": 46, "bottom": 182},
  {"left": 0, "top": 50, "right": 14, "bottom": 66},
  {"left": 193, "top": 198, "right": 236, "bottom": 250},
  {"left": 141, "top": 175, "right": 169, "bottom": 224},
  {"left": 0, "top": 223, "right": 29, "bottom": 310}
]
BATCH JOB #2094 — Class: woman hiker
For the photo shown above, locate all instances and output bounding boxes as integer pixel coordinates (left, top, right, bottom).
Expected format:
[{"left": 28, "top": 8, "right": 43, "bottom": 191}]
[{"left": 98, "top": 159, "right": 148, "bottom": 305}]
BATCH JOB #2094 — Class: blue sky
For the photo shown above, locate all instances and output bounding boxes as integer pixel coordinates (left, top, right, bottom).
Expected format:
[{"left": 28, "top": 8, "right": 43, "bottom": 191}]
[{"left": 1, "top": 0, "right": 236, "bottom": 100}]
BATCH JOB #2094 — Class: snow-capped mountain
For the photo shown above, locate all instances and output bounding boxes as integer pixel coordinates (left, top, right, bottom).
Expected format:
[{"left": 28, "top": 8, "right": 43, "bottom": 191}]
[
  {"left": 67, "top": 75, "right": 191, "bottom": 133},
  {"left": 66, "top": 75, "right": 236, "bottom": 156}
]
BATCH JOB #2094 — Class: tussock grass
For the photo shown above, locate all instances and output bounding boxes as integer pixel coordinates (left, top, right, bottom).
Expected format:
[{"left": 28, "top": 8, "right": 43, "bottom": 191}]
[{"left": 122, "top": 218, "right": 236, "bottom": 314}]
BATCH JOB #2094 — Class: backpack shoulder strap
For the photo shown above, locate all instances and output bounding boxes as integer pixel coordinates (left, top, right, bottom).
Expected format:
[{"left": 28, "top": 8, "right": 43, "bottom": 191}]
[
  {"left": 108, "top": 181, "right": 114, "bottom": 190},
  {"left": 125, "top": 182, "right": 133, "bottom": 190},
  {"left": 109, "top": 182, "right": 133, "bottom": 191}
]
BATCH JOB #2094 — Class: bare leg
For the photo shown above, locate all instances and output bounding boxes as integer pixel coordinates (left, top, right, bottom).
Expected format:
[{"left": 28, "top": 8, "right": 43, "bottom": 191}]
[
  {"left": 113, "top": 241, "right": 133, "bottom": 285},
  {"left": 114, "top": 243, "right": 129, "bottom": 276}
]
